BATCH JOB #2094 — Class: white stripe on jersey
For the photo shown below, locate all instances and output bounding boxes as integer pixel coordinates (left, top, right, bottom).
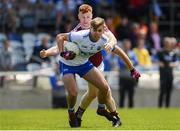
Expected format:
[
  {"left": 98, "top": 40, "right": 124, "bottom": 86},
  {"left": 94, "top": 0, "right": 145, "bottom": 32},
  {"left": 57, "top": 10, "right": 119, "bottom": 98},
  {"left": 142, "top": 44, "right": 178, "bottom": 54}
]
[
  {"left": 72, "top": 23, "right": 82, "bottom": 32},
  {"left": 72, "top": 23, "right": 109, "bottom": 32}
]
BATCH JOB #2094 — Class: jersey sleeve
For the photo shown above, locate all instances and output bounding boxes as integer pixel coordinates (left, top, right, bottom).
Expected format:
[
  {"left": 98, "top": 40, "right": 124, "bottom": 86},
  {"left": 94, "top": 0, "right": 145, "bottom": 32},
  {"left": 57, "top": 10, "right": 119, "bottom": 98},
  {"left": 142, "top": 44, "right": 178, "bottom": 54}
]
[
  {"left": 71, "top": 23, "right": 81, "bottom": 32},
  {"left": 68, "top": 31, "right": 82, "bottom": 43},
  {"left": 102, "top": 34, "right": 109, "bottom": 43},
  {"left": 103, "top": 23, "right": 109, "bottom": 32}
]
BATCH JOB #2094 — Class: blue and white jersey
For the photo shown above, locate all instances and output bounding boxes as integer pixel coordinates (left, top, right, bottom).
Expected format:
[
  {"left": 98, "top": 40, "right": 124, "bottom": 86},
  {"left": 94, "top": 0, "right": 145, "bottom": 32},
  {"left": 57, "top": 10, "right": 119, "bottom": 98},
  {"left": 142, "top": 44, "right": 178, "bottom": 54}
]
[{"left": 59, "top": 30, "right": 109, "bottom": 66}]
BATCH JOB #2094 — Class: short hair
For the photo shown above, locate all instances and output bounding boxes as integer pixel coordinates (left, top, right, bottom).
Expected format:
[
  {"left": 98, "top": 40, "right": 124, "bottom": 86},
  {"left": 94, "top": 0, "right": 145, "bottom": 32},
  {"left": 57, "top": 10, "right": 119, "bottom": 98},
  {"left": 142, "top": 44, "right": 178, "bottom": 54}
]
[
  {"left": 79, "top": 4, "right": 92, "bottom": 14},
  {"left": 90, "top": 17, "right": 105, "bottom": 30}
]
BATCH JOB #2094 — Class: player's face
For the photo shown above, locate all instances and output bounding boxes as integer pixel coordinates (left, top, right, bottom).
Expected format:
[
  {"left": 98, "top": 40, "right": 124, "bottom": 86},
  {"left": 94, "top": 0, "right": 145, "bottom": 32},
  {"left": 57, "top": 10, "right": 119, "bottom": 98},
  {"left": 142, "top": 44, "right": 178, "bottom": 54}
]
[
  {"left": 90, "top": 25, "right": 104, "bottom": 41},
  {"left": 78, "top": 12, "right": 92, "bottom": 29}
]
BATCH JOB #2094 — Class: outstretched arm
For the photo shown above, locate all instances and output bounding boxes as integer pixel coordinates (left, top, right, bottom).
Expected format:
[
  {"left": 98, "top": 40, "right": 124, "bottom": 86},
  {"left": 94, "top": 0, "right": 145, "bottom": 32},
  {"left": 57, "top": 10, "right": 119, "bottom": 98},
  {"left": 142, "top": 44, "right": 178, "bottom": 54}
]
[
  {"left": 113, "top": 45, "right": 134, "bottom": 71},
  {"left": 112, "top": 45, "right": 141, "bottom": 80},
  {"left": 40, "top": 46, "right": 59, "bottom": 58},
  {"left": 103, "top": 25, "right": 117, "bottom": 52},
  {"left": 56, "top": 33, "right": 76, "bottom": 60},
  {"left": 56, "top": 33, "right": 69, "bottom": 52},
  {"left": 40, "top": 33, "right": 69, "bottom": 58}
]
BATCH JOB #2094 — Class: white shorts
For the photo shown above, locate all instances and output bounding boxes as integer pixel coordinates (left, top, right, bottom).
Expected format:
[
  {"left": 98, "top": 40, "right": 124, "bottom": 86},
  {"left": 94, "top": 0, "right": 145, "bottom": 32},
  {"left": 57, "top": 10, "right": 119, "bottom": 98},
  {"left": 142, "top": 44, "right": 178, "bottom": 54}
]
[{"left": 97, "top": 62, "right": 104, "bottom": 72}]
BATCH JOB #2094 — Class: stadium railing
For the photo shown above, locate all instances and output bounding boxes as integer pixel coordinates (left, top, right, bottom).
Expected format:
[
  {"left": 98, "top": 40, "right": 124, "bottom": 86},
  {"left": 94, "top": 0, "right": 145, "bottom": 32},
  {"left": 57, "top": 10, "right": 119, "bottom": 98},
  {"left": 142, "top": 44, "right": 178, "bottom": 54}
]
[{"left": 0, "top": 68, "right": 54, "bottom": 88}]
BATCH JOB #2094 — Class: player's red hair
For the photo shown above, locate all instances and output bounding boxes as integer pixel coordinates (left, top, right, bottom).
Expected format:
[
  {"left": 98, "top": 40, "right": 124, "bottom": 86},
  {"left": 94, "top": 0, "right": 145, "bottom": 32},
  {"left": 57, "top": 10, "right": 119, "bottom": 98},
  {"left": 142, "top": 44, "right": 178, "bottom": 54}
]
[{"left": 79, "top": 4, "right": 92, "bottom": 14}]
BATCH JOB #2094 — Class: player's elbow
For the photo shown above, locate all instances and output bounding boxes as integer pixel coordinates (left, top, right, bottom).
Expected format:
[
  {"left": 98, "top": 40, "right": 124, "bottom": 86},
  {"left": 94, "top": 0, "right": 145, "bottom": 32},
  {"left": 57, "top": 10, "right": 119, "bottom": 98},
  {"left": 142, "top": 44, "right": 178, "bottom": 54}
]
[{"left": 56, "top": 34, "right": 64, "bottom": 41}]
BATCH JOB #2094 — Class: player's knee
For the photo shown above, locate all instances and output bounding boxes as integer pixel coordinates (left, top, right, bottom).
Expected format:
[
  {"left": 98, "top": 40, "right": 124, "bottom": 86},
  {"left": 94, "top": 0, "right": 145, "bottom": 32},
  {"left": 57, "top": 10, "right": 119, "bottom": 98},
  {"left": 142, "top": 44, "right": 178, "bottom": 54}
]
[{"left": 101, "top": 83, "right": 110, "bottom": 95}]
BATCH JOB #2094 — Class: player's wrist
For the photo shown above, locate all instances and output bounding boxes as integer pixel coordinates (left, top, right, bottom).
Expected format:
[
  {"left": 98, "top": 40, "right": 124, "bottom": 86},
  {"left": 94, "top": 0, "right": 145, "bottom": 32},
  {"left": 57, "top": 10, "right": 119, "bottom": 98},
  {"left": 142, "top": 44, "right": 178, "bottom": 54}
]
[{"left": 111, "top": 45, "right": 116, "bottom": 52}]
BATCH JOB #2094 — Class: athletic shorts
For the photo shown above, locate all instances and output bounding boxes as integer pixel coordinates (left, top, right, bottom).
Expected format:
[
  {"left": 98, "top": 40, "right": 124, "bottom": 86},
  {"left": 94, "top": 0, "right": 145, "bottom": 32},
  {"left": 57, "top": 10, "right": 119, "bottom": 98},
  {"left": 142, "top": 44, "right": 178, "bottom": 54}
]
[
  {"left": 97, "top": 62, "right": 104, "bottom": 72},
  {"left": 59, "top": 61, "right": 94, "bottom": 77}
]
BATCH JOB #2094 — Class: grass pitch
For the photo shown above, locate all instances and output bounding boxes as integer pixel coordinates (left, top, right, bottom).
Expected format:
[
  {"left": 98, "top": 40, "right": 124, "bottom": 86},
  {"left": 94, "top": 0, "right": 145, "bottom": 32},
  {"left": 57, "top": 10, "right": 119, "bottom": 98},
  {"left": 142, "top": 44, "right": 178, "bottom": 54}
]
[{"left": 0, "top": 108, "right": 180, "bottom": 130}]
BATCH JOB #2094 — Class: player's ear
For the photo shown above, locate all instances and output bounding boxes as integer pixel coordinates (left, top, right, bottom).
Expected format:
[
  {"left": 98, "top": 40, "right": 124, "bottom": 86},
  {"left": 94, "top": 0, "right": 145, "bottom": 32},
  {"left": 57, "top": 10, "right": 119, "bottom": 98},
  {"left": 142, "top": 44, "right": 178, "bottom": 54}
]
[
  {"left": 78, "top": 13, "right": 81, "bottom": 20},
  {"left": 91, "top": 14, "right": 93, "bottom": 19}
]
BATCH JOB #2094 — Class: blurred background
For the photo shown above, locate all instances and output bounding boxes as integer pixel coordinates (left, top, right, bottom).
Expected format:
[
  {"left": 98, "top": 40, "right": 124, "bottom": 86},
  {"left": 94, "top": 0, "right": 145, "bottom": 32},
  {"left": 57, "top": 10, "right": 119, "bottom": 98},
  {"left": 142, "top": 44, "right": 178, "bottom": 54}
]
[{"left": 0, "top": 0, "right": 179, "bottom": 109}]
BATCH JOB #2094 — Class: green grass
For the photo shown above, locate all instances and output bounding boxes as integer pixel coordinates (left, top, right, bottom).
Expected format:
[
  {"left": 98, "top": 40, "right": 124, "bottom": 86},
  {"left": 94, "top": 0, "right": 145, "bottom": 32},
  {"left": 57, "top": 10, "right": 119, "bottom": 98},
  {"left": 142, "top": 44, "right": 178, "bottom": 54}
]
[{"left": 0, "top": 108, "right": 180, "bottom": 130}]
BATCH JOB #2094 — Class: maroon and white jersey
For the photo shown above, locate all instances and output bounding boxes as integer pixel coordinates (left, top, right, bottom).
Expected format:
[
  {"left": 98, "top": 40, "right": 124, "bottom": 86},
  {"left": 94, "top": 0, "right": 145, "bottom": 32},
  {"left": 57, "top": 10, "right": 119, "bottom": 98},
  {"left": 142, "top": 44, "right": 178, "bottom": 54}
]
[
  {"left": 72, "top": 23, "right": 109, "bottom": 67},
  {"left": 72, "top": 23, "right": 83, "bottom": 32},
  {"left": 72, "top": 23, "right": 109, "bottom": 32}
]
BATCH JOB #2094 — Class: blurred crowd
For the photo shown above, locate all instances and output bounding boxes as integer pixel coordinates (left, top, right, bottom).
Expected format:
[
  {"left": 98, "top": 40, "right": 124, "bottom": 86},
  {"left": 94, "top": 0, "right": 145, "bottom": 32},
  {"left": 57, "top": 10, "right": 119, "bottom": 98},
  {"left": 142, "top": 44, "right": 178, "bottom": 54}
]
[
  {"left": 0, "top": 0, "right": 178, "bottom": 70},
  {"left": 1, "top": 0, "right": 179, "bottom": 72}
]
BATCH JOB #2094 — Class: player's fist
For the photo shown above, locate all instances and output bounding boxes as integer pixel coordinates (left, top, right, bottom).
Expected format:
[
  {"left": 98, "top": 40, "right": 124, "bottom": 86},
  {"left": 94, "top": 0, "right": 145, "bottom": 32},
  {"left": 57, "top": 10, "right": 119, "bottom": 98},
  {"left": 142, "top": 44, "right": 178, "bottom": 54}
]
[
  {"left": 60, "top": 51, "right": 76, "bottom": 60},
  {"left": 130, "top": 68, "right": 141, "bottom": 81},
  {"left": 40, "top": 49, "right": 47, "bottom": 58}
]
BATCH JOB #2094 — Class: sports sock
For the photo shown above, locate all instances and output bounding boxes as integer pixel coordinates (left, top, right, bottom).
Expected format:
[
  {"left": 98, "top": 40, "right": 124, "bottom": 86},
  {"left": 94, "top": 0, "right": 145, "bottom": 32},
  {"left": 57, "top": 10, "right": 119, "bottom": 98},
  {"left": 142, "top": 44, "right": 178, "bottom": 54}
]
[
  {"left": 76, "top": 106, "right": 85, "bottom": 119},
  {"left": 98, "top": 104, "right": 106, "bottom": 109},
  {"left": 68, "top": 108, "right": 75, "bottom": 113}
]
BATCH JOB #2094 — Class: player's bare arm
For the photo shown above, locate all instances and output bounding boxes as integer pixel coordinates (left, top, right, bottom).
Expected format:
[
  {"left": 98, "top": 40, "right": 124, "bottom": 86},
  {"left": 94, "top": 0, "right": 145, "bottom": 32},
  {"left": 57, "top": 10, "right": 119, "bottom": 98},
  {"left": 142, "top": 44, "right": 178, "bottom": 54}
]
[
  {"left": 112, "top": 45, "right": 134, "bottom": 71},
  {"left": 39, "top": 34, "right": 67, "bottom": 58},
  {"left": 56, "top": 33, "right": 69, "bottom": 52},
  {"left": 103, "top": 24, "right": 117, "bottom": 52},
  {"left": 112, "top": 45, "right": 141, "bottom": 80},
  {"left": 39, "top": 35, "right": 70, "bottom": 58},
  {"left": 40, "top": 46, "right": 59, "bottom": 58}
]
